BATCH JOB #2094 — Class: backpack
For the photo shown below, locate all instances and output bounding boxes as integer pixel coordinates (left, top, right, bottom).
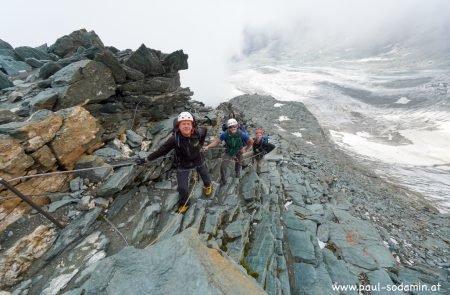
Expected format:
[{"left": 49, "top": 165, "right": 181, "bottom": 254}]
[
  {"left": 262, "top": 135, "right": 269, "bottom": 143},
  {"left": 223, "top": 130, "right": 248, "bottom": 157}
]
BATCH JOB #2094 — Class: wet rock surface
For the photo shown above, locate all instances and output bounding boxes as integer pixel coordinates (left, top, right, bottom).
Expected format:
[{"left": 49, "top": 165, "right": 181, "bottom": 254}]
[{"left": 0, "top": 31, "right": 448, "bottom": 295}]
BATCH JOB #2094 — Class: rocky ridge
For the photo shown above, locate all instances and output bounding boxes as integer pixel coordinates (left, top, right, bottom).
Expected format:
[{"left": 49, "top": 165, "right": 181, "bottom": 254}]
[{"left": 0, "top": 30, "right": 448, "bottom": 294}]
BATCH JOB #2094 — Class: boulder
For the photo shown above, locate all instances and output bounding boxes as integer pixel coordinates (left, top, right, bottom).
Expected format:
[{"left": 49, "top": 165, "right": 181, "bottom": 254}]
[
  {"left": 0, "top": 109, "right": 63, "bottom": 152},
  {"left": 49, "top": 106, "right": 103, "bottom": 169},
  {"left": 0, "top": 39, "right": 16, "bottom": 58},
  {"left": 96, "top": 165, "right": 136, "bottom": 197},
  {"left": 0, "top": 134, "right": 34, "bottom": 179},
  {"left": 94, "top": 49, "right": 126, "bottom": 83},
  {"left": 29, "top": 89, "right": 59, "bottom": 112},
  {"left": 122, "top": 64, "right": 145, "bottom": 81},
  {"left": 75, "top": 228, "right": 265, "bottom": 294},
  {"left": 49, "top": 29, "right": 104, "bottom": 58},
  {"left": 125, "top": 129, "right": 143, "bottom": 147},
  {"left": 0, "top": 71, "right": 13, "bottom": 89},
  {"left": 0, "top": 109, "right": 19, "bottom": 124},
  {"left": 24, "top": 57, "right": 45, "bottom": 68},
  {"left": 51, "top": 60, "right": 116, "bottom": 110},
  {"left": 74, "top": 155, "right": 113, "bottom": 182},
  {"left": 0, "top": 55, "right": 31, "bottom": 75},
  {"left": 14, "top": 46, "right": 54, "bottom": 61},
  {"left": 39, "top": 61, "right": 62, "bottom": 79},
  {"left": 30, "top": 145, "right": 58, "bottom": 172},
  {"left": 162, "top": 49, "right": 188, "bottom": 73},
  {"left": 124, "top": 44, "right": 165, "bottom": 76},
  {"left": 0, "top": 225, "right": 57, "bottom": 288},
  {"left": 118, "top": 75, "right": 180, "bottom": 95}
]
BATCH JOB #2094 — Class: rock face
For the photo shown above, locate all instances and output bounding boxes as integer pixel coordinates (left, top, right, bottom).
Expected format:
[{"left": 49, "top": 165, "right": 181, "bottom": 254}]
[
  {"left": 0, "top": 110, "right": 63, "bottom": 152},
  {"left": 49, "top": 29, "right": 104, "bottom": 58},
  {"left": 0, "top": 71, "right": 13, "bottom": 89},
  {"left": 49, "top": 106, "right": 102, "bottom": 169},
  {"left": 124, "top": 44, "right": 165, "bottom": 76},
  {"left": 51, "top": 60, "right": 116, "bottom": 109},
  {"left": 0, "top": 225, "right": 57, "bottom": 288},
  {"left": 76, "top": 228, "right": 265, "bottom": 294},
  {"left": 0, "top": 134, "right": 34, "bottom": 179}
]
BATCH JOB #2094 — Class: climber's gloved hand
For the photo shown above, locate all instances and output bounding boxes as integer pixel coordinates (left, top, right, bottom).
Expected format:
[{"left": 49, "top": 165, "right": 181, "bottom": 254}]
[{"left": 135, "top": 158, "right": 147, "bottom": 165}]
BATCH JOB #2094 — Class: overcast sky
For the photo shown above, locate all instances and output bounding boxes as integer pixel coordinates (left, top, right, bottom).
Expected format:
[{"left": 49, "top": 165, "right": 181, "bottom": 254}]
[{"left": 2, "top": 0, "right": 449, "bottom": 105}]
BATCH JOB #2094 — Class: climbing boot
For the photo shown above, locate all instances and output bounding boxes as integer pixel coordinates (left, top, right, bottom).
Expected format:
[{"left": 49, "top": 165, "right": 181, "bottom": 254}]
[
  {"left": 177, "top": 203, "right": 190, "bottom": 214},
  {"left": 204, "top": 184, "right": 213, "bottom": 197}
]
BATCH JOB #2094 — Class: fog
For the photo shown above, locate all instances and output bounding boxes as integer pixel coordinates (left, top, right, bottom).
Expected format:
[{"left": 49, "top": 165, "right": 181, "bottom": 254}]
[{"left": 1, "top": 0, "right": 449, "bottom": 105}]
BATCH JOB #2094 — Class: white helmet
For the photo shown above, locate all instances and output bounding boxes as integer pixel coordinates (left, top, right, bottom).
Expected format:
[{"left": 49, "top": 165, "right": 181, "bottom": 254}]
[
  {"left": 178, "top": 111, "right": 194, "bottom": 122},
  {"left": 227, "top": 118, "right": 238, "bottom": 127}
]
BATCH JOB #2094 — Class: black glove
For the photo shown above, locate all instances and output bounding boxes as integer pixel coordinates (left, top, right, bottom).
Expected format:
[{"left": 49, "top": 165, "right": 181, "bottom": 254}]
[{"left": 135, "top": 158, "right": 147, "bottom": 165}]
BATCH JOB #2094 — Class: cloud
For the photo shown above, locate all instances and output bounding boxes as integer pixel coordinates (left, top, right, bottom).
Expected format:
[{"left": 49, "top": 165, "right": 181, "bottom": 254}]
[{"left": 1, "top": 0, "right": 449, "bottom": 106}]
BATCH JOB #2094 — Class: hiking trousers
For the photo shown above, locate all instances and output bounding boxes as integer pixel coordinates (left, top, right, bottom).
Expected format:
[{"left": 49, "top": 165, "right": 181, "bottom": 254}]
[
  {"left": 176, "top": 163, "right": 211, "bottom": 205},
  {"left": 220, "top": 153, "right": 244, "bottom": 184},
  {"left": 242, "top": 151, "right": 263, "bottom": 173}
]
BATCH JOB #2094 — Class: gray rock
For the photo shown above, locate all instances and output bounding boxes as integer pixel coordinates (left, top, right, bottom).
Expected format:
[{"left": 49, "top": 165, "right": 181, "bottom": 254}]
[
  {"left": 44, "top": 207, "right": 102, "bottom": 261},
  {"left": 162, "top": 49, "right": 188, "bottom": 73},
  {"left": 132, "top": 202, "right": 161, "bottom": 242},
  {"left": 75, "top": 228, "right": 265, "bottom": 294},
  {"left": 70, "top": 177, "right": 83, "bottom": 192},
  {"left": 203, "top": 209, "right": 225, "bottom": 236},
  {"left": 94, "top": 197, "right": 109, "bottom": 208},
  {"left": 118, "top": 75, "right": 180, "bottom": 95},
  {"left": 96, "top": 166, "right": 137, "bottom": 197},
  {"left": 122, "top": 64, "right": 145, "bottom": 81},
  {"left": 49, "top": 29, "right": 104, "bottom": 58},
  {"left": 124, "top": 44, "right": 165, "bottom": 76},
  {"left": 48, "top": 198, "right": 78, "bottom": 213},
  {"left": 367, "top": 269, "right": 400, "bottom": 293},
  {"left": 0, "top": 55, "right": 31, "bottom": 75},
  {"left": 293, "top": 263, "right": 334, "bottom": 295},
  {"left": 239, "top": 170, "right": 259, "bottom": 201},
  {"left": 51, "top": 60, "right": 116, "bottom": 110},
  {"left": 287, "top": 229, "right": 317, "bottom": 264},
  {"left": 126, "top": 129, "right": 143, "bottom": 147},
  {"left": 25, "top": 57, "right": 45, "bottom": 68},
  {"left": 154, "top": 180, "right": 172, "bottom": 190},
  {"left": 29, "top": 89, "right": 59, "bottom": 112},
  {"left": 322, "top": 249, "right": 359, "bottom": 289},
  {"left": 94, "top": 49, "right": 126, "bottom": 83},
  {"left": 39, "top": 61, "right": 62, "bottom": 79},
  {"left": 74, "top": 155, "right": 113, "bottom": 183},
  {"left": 15, "top": 46, "right": 54, "bottom": 61},
  {"left": 245, "top": 214, "right": 275, "bottom": 286},
  {"left": 164, "top": 192, "right": 179, "bottom": 211},
  {"left": 157, "top": 213, "right": 183, "bottom": 242},
  {"left": 0, "top": 39, "right": 16, "bottom": 58},
  {"left": 0, "top": 71, "right": 13, "bottom": 89},
  {"left": 0, "top": 109, "right": 19, "bottom": 123},
  {"left": 93, "top": 147, "right": 123, "bottom": 158}
]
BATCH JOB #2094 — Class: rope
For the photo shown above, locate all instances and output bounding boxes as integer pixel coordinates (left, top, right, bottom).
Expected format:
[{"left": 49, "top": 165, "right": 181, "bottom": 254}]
[
  {"left": 101, "top": 214, "right": 130, "bottom": 246},
  {"left": 3, "top": 155, "right": 176, "bottom": 184}
]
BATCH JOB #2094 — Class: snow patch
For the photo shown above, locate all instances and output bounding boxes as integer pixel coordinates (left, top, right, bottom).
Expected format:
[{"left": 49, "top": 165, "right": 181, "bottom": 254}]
[
  {"left": 274, "top": 124, "right": 286, "bottom": 132},
  {"left": 318, "top": 239, "right": 327, "bottom": 249},
  {"left": 292, "top": 132, "right": 302, "bottom": 138},
  {"left": 395, "top": 97, "right": 411, "bottom": 104},
  {"left": 278, "top": 116, "right": 290, "bottom": 121},
  {"left": 274, "top": 103, "right": 285, "bottom": 108}
]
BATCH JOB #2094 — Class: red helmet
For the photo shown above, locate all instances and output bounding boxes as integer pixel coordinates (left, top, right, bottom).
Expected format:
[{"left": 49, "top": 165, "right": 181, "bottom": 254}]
[{"left": 255, "top": 129, "right": 264, "bottom": 135}]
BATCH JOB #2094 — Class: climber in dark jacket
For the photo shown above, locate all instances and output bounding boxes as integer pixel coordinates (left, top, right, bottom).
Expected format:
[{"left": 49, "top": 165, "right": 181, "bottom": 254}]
[
  {"left": 243, "top": 129, "right": 275, "bottom": 173},
  {"left": 135, "top": 112, "right": 212, "bottom": 213}
]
